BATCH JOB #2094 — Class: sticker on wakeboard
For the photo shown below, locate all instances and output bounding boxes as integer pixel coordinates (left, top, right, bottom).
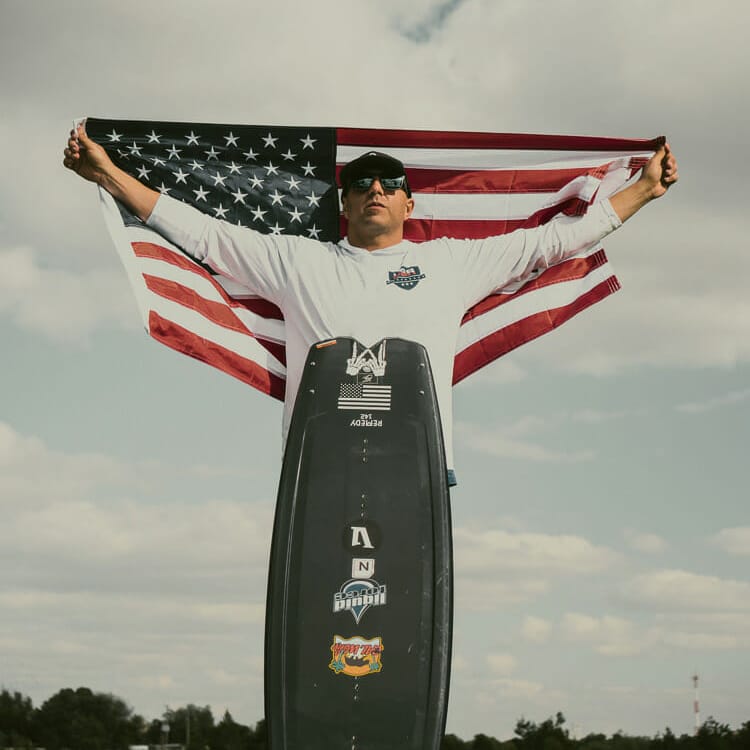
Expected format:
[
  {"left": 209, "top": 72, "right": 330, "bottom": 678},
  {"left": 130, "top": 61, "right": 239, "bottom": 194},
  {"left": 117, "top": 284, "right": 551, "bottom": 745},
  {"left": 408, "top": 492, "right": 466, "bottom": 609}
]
[
  {"left": 333, "top": 579, "right": 387, "bottom": 624},
  {"left": 338, "top": 341, "right": 391, "bottom": 412},
  {"left": 344, "top": 521, "right": 381, "bottom": 552},
  {"left": 328, "top": 635, "right": 384, "bottom": 677},
  {"left": 351, "top": 557, "right": 375, "bottom": 579}
]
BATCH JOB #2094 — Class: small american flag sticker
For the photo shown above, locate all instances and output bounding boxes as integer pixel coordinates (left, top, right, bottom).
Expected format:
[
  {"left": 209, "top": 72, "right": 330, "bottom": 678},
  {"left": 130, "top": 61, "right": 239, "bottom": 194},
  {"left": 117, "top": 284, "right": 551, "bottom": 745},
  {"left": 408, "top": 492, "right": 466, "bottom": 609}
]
[{"left": 337, "top": 383, "right": 392, "bottom": 411}]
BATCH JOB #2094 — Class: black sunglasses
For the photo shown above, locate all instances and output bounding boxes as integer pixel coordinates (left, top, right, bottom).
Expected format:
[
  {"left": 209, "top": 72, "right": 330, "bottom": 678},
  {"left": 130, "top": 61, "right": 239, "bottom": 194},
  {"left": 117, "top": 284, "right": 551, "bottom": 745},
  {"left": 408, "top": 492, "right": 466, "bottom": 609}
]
[{"left": 349, "top": 175, "right": 409, "bottom": 193}]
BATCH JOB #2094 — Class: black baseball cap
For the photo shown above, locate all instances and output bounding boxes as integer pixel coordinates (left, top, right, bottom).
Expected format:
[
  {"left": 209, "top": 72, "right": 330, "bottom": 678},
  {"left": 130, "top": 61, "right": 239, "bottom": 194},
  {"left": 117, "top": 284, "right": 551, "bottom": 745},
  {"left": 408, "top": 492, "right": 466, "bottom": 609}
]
[{"left": 339, "top": 151, "right": 411, "bottom": 197}]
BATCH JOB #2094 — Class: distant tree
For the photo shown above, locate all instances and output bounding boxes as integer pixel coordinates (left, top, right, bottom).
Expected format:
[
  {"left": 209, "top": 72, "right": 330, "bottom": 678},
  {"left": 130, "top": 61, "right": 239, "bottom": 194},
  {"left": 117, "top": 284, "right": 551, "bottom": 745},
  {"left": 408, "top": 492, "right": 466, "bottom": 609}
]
[
  {"left": 154, "top": 704, "right": 215, "bottom": 750},
  {"left": 212, "top": 709, "right": 254, "bottom": 750},
  {"left": 514, "top": 712, "right": 572, "bottom": 750},
  {"left": 692, "top": 716, "right": 733, "bottom": 750},
  {"left": 34, "top": 687, "right": 144, "bottom": 750},
  {"left": 607, "top": 729, "right": 655, "bottom": 749},
  {"left": 577, "top": 731, "right": 610, "bottom": 750},
  {"left": 0, "top": 689, "right": 35, "bottom": 748},
  {"left": 470, "top": 732, "right": 504, "bottom": 750},
  {"left": 648, "top": 726, "right": 679, "bottom": 749},
  {"left": 441, "top": 732, "right": 468, "bottom": 749},
  {"left": 248, "top": 717, "right": 267, "bottom": 750}
]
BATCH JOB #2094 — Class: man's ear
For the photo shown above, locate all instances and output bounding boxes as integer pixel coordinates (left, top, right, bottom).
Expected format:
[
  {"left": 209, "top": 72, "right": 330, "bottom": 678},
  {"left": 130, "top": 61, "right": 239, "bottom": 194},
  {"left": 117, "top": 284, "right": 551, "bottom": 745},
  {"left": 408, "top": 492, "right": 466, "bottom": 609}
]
[
  {"left": 404, "top": 197, "right": 415, "bottom": 220},
  {"left": 341, "top": 195, "right": 349, "bottom": 218}
]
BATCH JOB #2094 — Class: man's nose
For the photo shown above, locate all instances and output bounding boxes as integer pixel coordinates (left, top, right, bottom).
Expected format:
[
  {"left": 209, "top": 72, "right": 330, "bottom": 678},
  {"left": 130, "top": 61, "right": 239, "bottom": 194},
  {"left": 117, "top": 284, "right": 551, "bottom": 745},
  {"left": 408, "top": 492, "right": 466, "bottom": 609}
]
[{"left": 367, "top": 178, "right": 385, "bottom": 195}]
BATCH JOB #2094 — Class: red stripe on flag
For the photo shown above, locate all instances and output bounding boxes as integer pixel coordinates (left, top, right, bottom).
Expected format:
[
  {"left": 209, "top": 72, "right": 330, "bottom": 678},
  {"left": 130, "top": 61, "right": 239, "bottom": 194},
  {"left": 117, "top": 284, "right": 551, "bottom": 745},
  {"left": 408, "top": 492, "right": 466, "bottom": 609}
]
[
  {"left": 257, "top": 338, "right": 287, "bottom": 367},
  {"left": 148, "top": 311, "right": 286, "bottom": 400},
  {"left": 137, "top": 242, "right": 287, "bottom": 366},
  {"left": 461, "top": 250, "right": 614, "bottom": 322},
  {"left": 133, "top": 240, "right": 201, "bottom": 271},
  {"left": 133, "top": 240, "right": 284, "bottom": 320},
  {"left": 144, "top": 275, "right": 251, "bottom": 335},
  {"left": 452, "top": 278, "right": 619, "bottom": 384},
  {"left": 407, "top": 165, "right": 609, "bottom": 193},
  {"left": 233, "top": 296, "right": 284, "bottom": 321},
  {"left": 337, "top": 128, "right": 665, "bottom": 152},
  {"left": 341, "top": 198, "right": 594, "bottom": 242},
  {"left": 334, "top": 165, "right": 611, "bottom": 194}
]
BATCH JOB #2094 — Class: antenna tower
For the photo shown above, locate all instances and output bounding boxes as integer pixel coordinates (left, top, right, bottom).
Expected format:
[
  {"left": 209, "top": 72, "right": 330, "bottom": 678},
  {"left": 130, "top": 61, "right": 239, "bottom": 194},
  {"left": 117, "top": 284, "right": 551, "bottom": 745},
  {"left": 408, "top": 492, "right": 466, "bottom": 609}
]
[{"left": 692, "top": 673, "right": 700, "bottom": 735}]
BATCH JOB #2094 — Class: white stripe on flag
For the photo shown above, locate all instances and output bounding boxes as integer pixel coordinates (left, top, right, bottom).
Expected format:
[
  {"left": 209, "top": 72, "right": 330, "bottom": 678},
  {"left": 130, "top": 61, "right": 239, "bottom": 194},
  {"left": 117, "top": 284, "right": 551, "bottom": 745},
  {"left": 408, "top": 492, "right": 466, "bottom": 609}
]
[{"left": 336, "top": 145, "right": 653, "bottom": 170}]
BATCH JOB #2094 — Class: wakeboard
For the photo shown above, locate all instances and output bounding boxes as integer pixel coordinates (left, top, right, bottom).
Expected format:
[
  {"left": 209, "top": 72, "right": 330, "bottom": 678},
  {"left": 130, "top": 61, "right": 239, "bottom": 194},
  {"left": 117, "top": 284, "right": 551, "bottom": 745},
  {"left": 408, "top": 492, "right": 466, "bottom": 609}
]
[{"left": 265, "top": 337, "right": 453, "bottom": 750}]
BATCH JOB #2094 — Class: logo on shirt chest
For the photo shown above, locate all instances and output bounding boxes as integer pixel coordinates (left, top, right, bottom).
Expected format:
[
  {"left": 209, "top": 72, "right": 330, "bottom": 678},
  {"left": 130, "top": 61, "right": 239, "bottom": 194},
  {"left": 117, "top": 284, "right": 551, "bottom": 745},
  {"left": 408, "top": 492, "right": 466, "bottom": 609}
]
[{"left": 386, "top": 265, "right": 426, "bottom": 290}]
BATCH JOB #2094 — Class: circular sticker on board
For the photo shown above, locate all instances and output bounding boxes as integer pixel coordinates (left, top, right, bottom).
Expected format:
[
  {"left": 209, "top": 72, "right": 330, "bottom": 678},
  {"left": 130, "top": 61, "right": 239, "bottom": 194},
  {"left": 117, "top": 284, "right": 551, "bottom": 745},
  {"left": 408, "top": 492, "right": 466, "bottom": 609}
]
[{"left": 342, "top": 519, "right": 382, "bottom": 552}]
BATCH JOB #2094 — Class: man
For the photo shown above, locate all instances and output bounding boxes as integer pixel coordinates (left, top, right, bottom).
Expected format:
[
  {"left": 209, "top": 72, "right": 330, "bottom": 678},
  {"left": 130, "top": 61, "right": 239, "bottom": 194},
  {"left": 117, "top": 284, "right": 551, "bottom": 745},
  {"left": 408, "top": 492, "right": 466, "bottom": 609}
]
[{"left": 64, "top": 124, "right": 678, "bottom": 482}]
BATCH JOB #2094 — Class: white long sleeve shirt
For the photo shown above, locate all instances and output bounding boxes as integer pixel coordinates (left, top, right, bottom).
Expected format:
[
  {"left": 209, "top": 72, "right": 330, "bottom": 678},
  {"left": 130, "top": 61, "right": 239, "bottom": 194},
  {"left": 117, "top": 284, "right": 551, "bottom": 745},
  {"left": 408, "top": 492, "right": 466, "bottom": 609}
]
[{"left": 147, "top": 195, "right": 622, "bottom": 475}]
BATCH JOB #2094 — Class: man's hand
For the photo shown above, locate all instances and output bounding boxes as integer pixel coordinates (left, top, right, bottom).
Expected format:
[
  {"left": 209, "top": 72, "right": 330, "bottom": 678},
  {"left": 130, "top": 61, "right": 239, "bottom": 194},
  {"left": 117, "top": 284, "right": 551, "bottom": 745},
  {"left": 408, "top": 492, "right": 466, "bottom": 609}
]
[
  {"left": 609, "top": 141, "right": 679, "bottom": 222},
  {"left": 640, "top": 142, "right": 679, "bottom": 200},
  {"left": 63, "top": 122, "right": 114, "bottom": 185},
  {"left": 62, "top": 121, "right": 159, "bottom": 222}
]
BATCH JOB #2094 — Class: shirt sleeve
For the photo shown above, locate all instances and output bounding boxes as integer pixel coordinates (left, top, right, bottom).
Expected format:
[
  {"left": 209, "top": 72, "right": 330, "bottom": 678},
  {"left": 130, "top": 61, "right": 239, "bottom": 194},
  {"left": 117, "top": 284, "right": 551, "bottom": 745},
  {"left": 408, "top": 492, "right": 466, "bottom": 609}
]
[
  {"left": 146, "top": 194, "right": 298, "bottom": 306},
  {"left": 448, "top": 199, "right": 622, "bottom": 310}
]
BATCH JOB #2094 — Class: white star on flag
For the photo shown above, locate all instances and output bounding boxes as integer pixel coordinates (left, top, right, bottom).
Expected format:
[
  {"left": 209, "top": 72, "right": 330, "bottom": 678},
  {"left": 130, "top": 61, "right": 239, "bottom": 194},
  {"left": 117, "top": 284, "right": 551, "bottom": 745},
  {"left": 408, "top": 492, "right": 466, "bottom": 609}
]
[{"left": 232, "top": 187, "right": 248, "bottom": 204}]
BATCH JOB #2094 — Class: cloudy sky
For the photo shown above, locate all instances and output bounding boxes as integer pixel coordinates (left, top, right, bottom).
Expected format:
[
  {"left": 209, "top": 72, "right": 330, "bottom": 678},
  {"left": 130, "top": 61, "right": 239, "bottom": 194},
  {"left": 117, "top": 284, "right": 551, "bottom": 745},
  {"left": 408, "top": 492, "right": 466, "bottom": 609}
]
[{"left": 1, "top": 0, "right": 749, "bottom": 741}]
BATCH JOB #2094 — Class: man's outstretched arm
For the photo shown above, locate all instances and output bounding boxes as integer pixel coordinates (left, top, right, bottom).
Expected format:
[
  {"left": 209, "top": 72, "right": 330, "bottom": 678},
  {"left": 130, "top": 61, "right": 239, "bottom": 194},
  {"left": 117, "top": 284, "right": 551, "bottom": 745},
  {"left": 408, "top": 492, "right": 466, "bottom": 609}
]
[
  {"left": 609, "top": 142, "right": 679, "bottom": 222},
  {"left": 63, "top": 122, "right": 159, "bottom": 222}
]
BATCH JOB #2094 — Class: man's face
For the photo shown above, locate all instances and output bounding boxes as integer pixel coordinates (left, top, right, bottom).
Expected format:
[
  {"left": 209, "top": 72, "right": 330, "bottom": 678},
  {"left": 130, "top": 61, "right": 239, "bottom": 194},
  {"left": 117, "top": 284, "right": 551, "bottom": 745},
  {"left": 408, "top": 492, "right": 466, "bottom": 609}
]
[{"left": 341, "top": 176, "right": 415, "bottom": 236}]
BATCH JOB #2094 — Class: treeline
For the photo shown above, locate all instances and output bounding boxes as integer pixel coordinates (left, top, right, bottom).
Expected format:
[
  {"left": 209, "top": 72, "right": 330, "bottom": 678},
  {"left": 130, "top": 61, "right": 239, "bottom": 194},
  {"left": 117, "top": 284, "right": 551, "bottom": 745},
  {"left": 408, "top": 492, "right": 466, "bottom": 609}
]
[{"left": 2, "top": 687, "right": 749, "bottom": 750}]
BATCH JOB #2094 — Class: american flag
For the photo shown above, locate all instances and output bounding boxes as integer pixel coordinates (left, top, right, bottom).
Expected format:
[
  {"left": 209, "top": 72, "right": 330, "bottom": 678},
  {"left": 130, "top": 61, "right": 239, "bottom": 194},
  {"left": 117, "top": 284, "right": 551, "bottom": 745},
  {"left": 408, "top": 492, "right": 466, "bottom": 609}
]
[
  {"left": 87, "top": 118, "right": 661, "bottom": 400},
  {"left": 337, "top": 383, "right": 393, "bottom": 411}
]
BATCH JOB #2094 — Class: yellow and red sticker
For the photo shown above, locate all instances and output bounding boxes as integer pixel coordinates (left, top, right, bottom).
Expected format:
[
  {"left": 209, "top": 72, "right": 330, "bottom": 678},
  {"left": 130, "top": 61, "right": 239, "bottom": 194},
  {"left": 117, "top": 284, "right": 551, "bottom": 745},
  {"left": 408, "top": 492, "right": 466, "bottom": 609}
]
[{"left": 328, "top": 635, "right": 383, "bottom": 677}]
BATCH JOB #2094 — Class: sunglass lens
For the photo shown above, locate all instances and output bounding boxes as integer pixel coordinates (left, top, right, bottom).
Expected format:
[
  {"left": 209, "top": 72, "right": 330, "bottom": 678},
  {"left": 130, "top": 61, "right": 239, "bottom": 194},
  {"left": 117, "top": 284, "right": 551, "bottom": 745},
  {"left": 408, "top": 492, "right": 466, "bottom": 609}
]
[{"left": 350, "top": 176, "right": 405, "bottom": 192}]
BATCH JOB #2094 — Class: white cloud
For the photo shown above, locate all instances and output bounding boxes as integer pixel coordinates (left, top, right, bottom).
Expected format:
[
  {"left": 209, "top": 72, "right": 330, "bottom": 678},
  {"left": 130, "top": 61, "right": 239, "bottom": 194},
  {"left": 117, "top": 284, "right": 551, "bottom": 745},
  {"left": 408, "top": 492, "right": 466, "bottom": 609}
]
[
  {"left": 622, "top": 569, "right": 750, "bottom": 612},
  {"left": 676, "top": 388, "right": 750, "bottom": 414},
  {"left": 452, "top": 527, "right": 615, "bottom": 609},
  {"left": 0, "top": 421, "right": 249, "bottom": 508},
  {"left": 624, "top": 529, "right": 667, "bottom": 554},
  {"left": 456, "top": 359, "right": 527, "bottom": 387},
  {"left": 454, "top": 527, "right": 616, "bottom": 575},
  {"left": 572, "top": 408, "right": 641, "bottom": 424},
  {"left": 661, "top": 631, "right": 745, "bottom": 650},
  {"left": 0, "top": 420, "right": 272, "bottom": 597},
  {"left": 0, "top": 246, "right": 136, "bottom": 342},
  {"left": 521, "top": 616, "right": 552, "bottom": 644},
  {"left": 712, "top": 527, "right": 750, "bottom": 557},
  {"left": 513, "top": 208, "right": 750, "bottom": 375},
  {"left": 0, "top": 420, "right": 132, "bottom": 504},
  {"left": 561, "top": 611, "right": 750, "bottom": 656},
  {"left": 492, "top": 678, "right": 545, "bottom": 700},
  {"left": 454, "top": 577, "right": 548, "bottom": 611},
  {"left": 454, "top": 421, "right": 594, "bottom": 463},
  {"left": 656, "top": 613, "right": 750, "bottom": 651},
  {"left": 486, "top": 652, "right": 517, "bottom": 676},
  {"left": 0, "top": 420, "right": 273, "bottom": 723},
  {"left": 562, "top": 613, "right": 652, "bottom": 656}
]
